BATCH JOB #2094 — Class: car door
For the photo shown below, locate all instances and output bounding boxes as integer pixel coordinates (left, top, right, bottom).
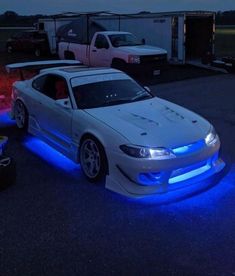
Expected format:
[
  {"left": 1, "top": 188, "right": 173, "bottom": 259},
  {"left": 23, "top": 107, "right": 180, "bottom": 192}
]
[
  {"left": 31, "top": 73, "right": 73, "bottom": 152},
  {"left": 89, "top": 34, "right": 112, "bottom": 67}
]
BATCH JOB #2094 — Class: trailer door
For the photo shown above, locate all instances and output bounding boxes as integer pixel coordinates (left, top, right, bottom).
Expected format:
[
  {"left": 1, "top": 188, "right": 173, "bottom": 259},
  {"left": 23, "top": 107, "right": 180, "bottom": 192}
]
[{"left": 185, "top": 15, "right": 214, "bottom": 60}]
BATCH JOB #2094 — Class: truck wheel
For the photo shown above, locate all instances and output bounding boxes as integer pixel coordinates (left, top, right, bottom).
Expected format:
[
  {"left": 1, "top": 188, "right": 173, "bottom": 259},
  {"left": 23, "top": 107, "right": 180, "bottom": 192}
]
[
  {"left": 111, "top": 59, "right": 126, "bottom": 72},
  {"left": 64, "top": 51, "right": 75, "bottom": 60}
]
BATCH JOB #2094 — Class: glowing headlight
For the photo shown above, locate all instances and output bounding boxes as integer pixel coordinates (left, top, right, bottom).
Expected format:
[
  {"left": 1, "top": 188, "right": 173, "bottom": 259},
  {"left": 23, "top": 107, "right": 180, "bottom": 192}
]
[
  {"left": 205, "top": 127, "right": 218, "bottom": 146},
  {"left": 120, "top": 145, "right": 175, "bottom": 159},
  {"left": 128, "top": 55, "right": 140, "bottom": 64}
]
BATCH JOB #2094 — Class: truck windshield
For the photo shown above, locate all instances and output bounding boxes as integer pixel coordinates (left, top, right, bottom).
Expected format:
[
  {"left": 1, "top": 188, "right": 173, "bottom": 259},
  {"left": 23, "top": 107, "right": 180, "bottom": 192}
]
[
  {"left": 72, "top": 79, "right": 153, "bottom": 109},
  {"left": 108, "top": 34, "right": 142, "bottom": 47}
]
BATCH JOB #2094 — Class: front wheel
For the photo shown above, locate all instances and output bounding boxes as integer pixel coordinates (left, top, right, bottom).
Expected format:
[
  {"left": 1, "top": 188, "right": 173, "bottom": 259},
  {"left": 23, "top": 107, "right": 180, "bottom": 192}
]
[
  {"left": 14, "top": 100, "right": 28, "bottom": 130},
  {"left": 111, "top": 59, "right": 126, "bottom": 72},
  {"left": 80, "top": 136, "right": 108, "bottom": 182}
]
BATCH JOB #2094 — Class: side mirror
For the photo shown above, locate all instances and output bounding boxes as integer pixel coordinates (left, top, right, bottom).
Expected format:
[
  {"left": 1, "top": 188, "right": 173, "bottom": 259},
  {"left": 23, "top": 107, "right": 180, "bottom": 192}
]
[
  {"left": 144, "top": 86, "right": 151, "bottom": 93},
  {"left": 55, "top": 99, "right": 72, "bottom": 109}
]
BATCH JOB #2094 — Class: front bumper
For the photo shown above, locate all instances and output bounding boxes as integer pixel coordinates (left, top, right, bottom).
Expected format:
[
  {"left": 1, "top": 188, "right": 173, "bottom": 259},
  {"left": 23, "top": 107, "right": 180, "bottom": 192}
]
[
  {"left": 126, "top": 55, "right": 168, "bottom": 75},
  {"left": 105, "top": 139, "right": 225, "bottom": 198}
]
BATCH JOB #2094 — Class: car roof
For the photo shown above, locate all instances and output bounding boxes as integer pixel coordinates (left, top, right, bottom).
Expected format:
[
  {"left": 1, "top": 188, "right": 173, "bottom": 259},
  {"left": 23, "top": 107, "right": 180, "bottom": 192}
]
[{"left": 40, "top": 66, "right": 123, "bottom": 78}]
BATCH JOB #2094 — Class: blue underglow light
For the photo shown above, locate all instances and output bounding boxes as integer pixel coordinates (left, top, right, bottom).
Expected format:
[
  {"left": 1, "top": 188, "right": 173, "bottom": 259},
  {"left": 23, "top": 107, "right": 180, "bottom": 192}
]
[
  {"left": 169, "top": 164, "right": 211, "bottom": 184},
  {"left": 172, "top": 140, "right": 205, "bottom": 156},
  {"left": 23, "top": 136, "right": 80, "bottom": 173},
  {"left": 0, "top": 110, "right": 15, "bottom": 127}
]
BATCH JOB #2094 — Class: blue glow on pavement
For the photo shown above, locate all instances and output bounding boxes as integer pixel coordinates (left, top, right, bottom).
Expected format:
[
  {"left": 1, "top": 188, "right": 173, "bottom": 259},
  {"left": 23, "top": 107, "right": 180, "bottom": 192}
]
[
  {"left": 23, "top": 136, "right": 80, "bottom": 172},
  {"left": 0, "top": 110, "right": 15, "bottom": 127}
]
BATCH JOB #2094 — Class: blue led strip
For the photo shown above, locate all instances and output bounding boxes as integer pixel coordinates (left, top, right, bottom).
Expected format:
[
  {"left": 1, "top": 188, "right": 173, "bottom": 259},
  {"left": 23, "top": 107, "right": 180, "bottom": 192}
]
[{"left": 169, "top": 164, "right": 211, "bottom": 184}]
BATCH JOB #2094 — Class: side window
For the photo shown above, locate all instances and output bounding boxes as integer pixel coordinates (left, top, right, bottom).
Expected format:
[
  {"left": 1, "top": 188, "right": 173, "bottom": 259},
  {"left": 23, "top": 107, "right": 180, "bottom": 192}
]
[
  {"left": 95, "top": 35, "right": 109, "bottom": 49},
  {"left": 32, "top": 74, "right": 69, "bottom": 100},
  {"left": 32, "top": 75, "right": 47, "bottom": 92}
]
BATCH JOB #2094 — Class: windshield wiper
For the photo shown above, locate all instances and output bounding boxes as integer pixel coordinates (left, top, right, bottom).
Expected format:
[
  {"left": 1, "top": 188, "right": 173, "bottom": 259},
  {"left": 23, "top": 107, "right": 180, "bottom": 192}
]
[{"left": 132, "top": 93, "right": 152, "bottom": 102}]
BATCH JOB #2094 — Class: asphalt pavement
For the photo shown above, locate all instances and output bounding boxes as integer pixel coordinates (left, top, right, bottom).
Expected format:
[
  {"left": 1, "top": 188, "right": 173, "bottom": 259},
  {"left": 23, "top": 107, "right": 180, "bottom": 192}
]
[{"left": 0, "top": 73, "right": 235, "bottom": 276}]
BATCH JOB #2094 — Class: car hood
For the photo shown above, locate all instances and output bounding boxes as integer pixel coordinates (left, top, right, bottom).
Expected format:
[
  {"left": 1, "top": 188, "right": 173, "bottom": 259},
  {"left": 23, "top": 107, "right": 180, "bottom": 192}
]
[
  {"left": 117, "top": 45, "right": 167, "bottom": 56},
  {"left": 85, "top": 98, "right": 211, "bottom": 148}
]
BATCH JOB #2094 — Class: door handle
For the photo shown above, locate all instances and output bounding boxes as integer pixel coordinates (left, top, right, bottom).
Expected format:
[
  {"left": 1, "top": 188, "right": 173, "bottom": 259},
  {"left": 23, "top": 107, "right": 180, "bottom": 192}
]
[{"left": 92, "top": 49, "right": 97, "bottom": 52}]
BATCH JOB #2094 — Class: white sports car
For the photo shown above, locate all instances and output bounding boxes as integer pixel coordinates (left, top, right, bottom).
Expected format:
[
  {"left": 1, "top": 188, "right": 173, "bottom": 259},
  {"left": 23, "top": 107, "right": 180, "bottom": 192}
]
[{"left": 7, "top": 60, "right": 225, "bottom": 198}]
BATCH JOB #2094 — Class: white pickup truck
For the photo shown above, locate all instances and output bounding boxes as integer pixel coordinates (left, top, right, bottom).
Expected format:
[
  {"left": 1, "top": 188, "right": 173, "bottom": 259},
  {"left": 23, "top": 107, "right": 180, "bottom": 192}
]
[{"left": 58, "top": 31, "right": 167, "bottom": 75}]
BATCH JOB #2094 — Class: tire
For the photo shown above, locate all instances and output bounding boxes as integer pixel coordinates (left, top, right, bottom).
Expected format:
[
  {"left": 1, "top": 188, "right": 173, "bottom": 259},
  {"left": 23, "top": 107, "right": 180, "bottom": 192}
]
[
  {"left": 6, "top": 45, "right": 13, "bottom": 54},
  {"left": 111, "top": 59, "right": 126, "bottom": 72},
  {"left": 0, "top": 155, "right": 16, "bottom": 191},
  {"left": 64, "top": 51, "right": 75, "bottom": 60},
  {"left": 34, "top": 48, "right": 41, "bottom": 57},
  {"left": 79, "top": 136, "right": 108, "bottom": 182},
  {"left": 14, "top": 100, "right": 28, "bottom": 130}
]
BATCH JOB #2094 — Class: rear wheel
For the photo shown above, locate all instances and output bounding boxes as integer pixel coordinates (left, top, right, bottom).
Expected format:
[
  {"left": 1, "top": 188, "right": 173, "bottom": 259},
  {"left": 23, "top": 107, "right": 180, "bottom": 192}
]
[
  {"left": 14, "top": 100, "right": 28, "bottom": 130},
  {"left": 80, "top": 136, "right": 108, "bottom": 182}
]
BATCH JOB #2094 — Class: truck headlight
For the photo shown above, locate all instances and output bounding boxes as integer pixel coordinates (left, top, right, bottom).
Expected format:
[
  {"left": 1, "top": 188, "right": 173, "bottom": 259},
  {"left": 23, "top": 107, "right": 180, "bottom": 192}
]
[
  {"left": 205, "top": 127, "right": 218, "bottom": 146},
  {"left": 128, "top": 55, "right": 140, "bottom": 64},
  {"left": 120, "top": 145, "right": 175, "bottom": 160}
]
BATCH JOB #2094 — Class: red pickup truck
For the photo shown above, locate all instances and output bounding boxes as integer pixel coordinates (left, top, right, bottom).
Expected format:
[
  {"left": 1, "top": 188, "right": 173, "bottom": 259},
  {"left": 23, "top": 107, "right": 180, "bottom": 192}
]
[{"left": 6, "top": 30, "right": 49, "bottom": 57}]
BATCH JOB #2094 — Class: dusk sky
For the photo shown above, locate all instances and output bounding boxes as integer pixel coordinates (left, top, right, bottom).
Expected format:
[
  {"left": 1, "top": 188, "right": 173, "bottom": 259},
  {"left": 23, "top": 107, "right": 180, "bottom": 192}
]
[{"left": 1, "top": 0, "right": 235, "bottom": 15}]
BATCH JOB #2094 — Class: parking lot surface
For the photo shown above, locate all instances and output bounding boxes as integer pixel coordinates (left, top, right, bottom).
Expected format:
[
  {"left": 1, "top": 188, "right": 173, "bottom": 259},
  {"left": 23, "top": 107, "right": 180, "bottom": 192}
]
[{"left": 0, "top": 72, "right": 235, "bottom": 276}]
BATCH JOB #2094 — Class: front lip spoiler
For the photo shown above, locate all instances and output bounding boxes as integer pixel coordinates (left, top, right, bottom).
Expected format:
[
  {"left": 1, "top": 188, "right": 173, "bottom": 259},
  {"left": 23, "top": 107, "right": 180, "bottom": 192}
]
[{"left": 112, "top": 153, "right": 226, "bottom": 198}]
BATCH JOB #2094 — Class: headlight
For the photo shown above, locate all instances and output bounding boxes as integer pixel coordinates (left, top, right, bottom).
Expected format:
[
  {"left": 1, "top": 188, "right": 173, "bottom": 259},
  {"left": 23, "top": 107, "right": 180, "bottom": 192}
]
[
  {"left": 120, "top": 145, "right": 175, "bottom": 160},
  {"left": 205, "top": 127, "right": 218, "bottom": 146},
  {"left": 128, "top": 55, "right": 140, "bottom": 64}
]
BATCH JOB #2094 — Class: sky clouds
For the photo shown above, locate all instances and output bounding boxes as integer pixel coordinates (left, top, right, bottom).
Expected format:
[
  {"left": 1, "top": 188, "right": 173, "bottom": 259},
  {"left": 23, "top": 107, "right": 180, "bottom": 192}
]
[{"left": 1, "top": 0, "right": 235, "bottom": 15}]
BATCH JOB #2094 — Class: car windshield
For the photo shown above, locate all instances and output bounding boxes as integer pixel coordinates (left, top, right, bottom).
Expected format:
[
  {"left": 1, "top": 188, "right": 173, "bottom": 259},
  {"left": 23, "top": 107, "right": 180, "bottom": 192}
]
[
  {"left": 72, "top": 79, "right": 153, "bottom": 109},
  {"left": 109, "top": 34, "right": 142, "bottom": 47}
]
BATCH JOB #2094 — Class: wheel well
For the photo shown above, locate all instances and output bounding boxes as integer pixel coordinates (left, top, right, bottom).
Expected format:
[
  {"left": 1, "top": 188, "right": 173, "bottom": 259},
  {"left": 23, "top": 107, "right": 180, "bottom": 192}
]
[
  {"left": 112, "top": 58, "right": 126, "bottom": 66},
  {"left": 79, "top": 133, "right": 109, "bottom": 175},
  {"left": 64, "top": 50, "right": 75, "bottom": 60}
]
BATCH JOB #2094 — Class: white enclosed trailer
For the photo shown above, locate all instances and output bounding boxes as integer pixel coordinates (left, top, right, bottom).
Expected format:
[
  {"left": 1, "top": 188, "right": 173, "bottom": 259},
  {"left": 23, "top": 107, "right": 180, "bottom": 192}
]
[{"left": 38, "top": 11, "right": 215, "bottom": 64}]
